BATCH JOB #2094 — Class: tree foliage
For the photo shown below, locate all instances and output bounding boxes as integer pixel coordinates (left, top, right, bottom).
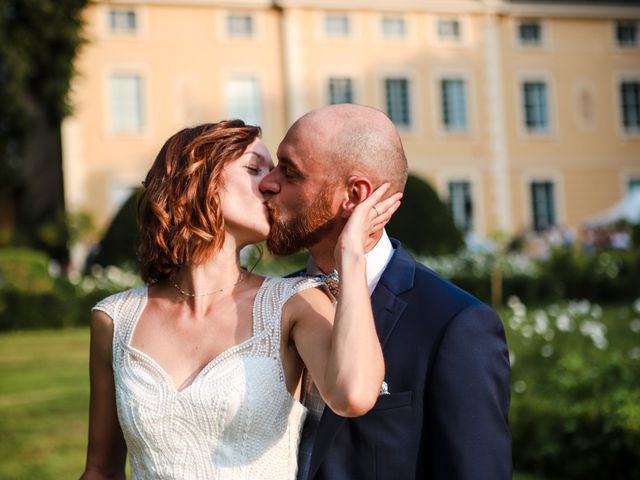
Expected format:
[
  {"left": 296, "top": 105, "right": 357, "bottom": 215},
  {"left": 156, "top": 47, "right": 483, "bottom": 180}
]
[
  {"left": 87, "top": 189, "right": 142, "bottom": 270},
  {"left": 0, "top": 0, "right": 87, "bottom": 168},
  {"left": 386, "top": 173, "right": 464, "bottom": 256}
]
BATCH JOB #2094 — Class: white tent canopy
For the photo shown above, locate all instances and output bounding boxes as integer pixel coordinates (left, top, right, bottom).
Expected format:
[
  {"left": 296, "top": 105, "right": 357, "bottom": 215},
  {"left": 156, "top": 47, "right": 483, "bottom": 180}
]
[{"left": 585, "top": 190, "right": 640, "bottom": 227}]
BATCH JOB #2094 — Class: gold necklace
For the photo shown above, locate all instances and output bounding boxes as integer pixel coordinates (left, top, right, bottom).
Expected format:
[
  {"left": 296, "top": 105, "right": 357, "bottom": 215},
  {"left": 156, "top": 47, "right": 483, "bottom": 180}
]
[{"left": 170, "top": 270, "right": 246, "bottom": 298}]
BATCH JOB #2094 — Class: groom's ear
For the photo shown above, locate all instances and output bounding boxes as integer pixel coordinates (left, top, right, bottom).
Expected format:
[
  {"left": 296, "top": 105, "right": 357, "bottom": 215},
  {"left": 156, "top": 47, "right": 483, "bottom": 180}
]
[{"left": 340, "top": 176, "right": 373, "bottom": 218}]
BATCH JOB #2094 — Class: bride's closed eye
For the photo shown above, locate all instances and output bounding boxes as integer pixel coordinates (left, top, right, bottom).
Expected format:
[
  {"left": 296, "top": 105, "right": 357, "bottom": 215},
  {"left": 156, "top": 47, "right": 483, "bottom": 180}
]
[{"left": 245, "top": 165, "right": 262, "bottom": 175}]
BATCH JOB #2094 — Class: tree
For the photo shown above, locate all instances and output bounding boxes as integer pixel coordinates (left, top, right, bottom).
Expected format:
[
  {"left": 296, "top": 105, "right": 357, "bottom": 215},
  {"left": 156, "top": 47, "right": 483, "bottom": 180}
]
[
  {"left": 386, "top": 173, "right": 464, "bottom": 256},
  {"left": 87, "top": 189, "right": 141, "bottom": 270},
  {"left": 0, "top": 0, "right": 88, "bottom": 262}
]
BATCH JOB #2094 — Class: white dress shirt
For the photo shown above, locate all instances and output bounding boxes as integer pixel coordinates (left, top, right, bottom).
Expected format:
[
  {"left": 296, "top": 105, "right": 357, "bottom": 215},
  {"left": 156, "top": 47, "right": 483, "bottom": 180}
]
[{"left": 305, "top": 229, "right": 394, "bottom": 295}]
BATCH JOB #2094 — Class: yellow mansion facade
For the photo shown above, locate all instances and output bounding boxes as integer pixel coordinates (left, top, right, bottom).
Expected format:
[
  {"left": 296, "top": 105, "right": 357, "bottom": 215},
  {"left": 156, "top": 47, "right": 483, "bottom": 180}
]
[{"left": 62, "top": 0, "right": 640, "bottom": 242}]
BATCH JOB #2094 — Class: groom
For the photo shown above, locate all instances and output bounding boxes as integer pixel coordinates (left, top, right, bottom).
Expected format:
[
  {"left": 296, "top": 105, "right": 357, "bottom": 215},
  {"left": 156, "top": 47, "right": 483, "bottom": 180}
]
[{"left": 259, "top": 104, "right": 511, "bottom": 479}]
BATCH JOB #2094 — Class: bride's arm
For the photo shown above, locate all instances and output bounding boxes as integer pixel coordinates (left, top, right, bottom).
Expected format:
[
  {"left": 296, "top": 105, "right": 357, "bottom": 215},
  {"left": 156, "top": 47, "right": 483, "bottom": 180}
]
[
  {"left": 80, "top": 311, "right": 127, "bottom": 479},
  {"left": 286, "top": 185, "right": 401, "bottom": 417}
]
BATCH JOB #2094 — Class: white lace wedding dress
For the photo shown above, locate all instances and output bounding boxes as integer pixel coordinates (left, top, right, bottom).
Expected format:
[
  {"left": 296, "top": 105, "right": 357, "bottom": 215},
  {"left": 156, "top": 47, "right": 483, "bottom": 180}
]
[{"left": 92, "top": 276, "right": 320, "bottom": 479}]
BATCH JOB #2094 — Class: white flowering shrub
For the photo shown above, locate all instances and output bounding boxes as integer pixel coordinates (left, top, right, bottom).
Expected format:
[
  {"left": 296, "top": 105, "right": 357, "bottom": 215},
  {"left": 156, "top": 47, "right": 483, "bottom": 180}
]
[
  {"left": 504, "top": 297, "right": 640, "bottom": 478},
  {"left": 420, "top": 247, "right": 640, "bottom": 305}
]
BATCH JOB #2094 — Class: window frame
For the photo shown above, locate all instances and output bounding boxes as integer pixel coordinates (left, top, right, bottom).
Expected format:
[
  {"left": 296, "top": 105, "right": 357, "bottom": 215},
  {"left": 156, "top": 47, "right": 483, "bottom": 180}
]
[
  {"left": 327, "top": 77, "right": 355, "bottom": 105},
  {"left": 324, "top": 12, "right": 351, "bottom": 38},
  {"left": 107, "top": 71, "right": 146, "bottom": 135},
  {"left": 628, "top": 176, "right": 640, "bottom": 194},
  {"left": 517, "top": 19, "right": 543, "bottom": 47},
  {"left": 517, "top": 75, "right": 555, "bottom": 137},
  {"left": 381, "top": 15, "right": 407, "bottom": 40},
  {"left": 436, "top": 17, "right": 462, "bottom": 43},
  {"left": 448, "top": 180, "right": 474, "bottom": 233},
  {"left": 107, "top": 7, "right": 139, "bottom": 35},
  {"left": 226, "top": 12, "right": 255, "bottom": 38},
  {"left": 619, "top": 79, "right": 640, "bottom": 134},
  {"left": 529, "top": 180, "right": 557, "bottom": 232},
  {"left": 614, "top": 20, "right": 639, "bottom": 48},
  {"left": 224, "top": 74, "right": 263, "bottom": 127},
  {"left": 384, "top": 77, "right": 412, "bottom": 129},
  {"left": 440, "top": 77, "right": 469, "bottom": 133}
]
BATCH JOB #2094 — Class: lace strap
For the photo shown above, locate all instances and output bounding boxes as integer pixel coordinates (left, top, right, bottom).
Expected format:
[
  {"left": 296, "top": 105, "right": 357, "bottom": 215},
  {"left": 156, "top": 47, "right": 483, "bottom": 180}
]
[
  {"left": 91, "top": 287, "right": 147, "bottom": 337},
  {"left": 252, "top": 277, "right": 323, "bottom": 357}
]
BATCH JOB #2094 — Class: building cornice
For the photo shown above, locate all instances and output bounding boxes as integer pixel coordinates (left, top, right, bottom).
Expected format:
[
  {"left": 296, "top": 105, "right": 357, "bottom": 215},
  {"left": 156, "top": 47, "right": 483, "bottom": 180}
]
[
  {"left": 91, "top": 0, "right": 274, "bottom": 8},
  {"left": 91, "top": 0, "right": 640, "bottom": 17},
  {"left": 503, "top": 2, "right": 640, "bottom": 19},
  {"left": 275, "top": 0, "right": 640, "bottom": 19},
  {"left": 274, "top": 0, "right": 488, "bottom": 13}
]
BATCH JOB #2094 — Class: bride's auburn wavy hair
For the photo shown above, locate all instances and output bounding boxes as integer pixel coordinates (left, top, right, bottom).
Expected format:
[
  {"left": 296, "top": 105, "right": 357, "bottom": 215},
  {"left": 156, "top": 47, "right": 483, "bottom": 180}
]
[{"left": 137, "top": 120, "right": 261, "bottom": 283}]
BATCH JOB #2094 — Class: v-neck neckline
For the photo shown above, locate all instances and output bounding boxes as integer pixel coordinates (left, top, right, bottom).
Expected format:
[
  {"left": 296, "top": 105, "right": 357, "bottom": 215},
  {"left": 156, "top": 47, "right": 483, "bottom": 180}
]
[{"left": 125, "top": 277, "right": 271, "bottom": 394}]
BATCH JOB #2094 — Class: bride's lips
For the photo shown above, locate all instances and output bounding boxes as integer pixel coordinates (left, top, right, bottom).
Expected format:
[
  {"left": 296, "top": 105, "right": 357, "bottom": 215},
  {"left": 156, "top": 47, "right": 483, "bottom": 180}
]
[{"left": 263, "top": 202, "right": 275, "bottom": 222}]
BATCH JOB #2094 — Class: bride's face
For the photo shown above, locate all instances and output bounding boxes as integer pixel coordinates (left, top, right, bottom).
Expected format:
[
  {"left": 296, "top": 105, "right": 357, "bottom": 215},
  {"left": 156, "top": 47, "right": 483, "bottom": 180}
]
[{"left": 219, "top": 139, "right": 275, "bottom": 245}]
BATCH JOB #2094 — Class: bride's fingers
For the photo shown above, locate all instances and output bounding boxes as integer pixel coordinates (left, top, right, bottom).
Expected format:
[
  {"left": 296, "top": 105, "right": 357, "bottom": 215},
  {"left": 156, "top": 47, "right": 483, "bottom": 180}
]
[
  {"left": 370, "top": 200, "right": 401, "bottom": 231},
  {"left": 358, "top": 183, "right": 391, "bottom": 211},
  {"left": 367, "top": 195, "right": 402, "bottom": 229},
  {"left": 368, "top": 192, "right": 402, "bottom": 219}
]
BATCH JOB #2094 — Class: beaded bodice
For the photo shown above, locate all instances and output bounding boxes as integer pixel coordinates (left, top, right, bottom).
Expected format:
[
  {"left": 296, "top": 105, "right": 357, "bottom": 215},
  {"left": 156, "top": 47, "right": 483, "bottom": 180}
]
[{"left": 92, "top": 276, "right": 320, "bottom": 480}]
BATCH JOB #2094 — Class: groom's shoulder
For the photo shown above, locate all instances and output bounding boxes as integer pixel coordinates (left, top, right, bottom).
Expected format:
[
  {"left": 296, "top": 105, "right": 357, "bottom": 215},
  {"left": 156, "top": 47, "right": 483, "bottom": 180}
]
[{"left": 389, "top": 240, "right": 483, "bottom": 309}]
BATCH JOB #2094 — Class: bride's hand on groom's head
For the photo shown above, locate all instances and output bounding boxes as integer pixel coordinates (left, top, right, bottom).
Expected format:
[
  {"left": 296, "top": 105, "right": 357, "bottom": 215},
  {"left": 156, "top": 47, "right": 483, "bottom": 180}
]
[{"left": 335, "top": 183, "right": 402, "bottom": 262}]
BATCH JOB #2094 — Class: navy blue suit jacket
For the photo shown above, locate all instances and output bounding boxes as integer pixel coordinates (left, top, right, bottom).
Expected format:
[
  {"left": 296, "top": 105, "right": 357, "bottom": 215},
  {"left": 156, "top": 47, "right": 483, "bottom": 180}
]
[{"left": 307, "top": 239, "right": 511, "bottom": 479}]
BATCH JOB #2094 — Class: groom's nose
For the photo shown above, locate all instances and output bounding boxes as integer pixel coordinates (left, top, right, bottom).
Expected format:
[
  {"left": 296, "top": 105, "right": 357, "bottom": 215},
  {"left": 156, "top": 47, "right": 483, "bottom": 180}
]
[{"left": 259, "top": 168, "right": 280, "bottom": 196}]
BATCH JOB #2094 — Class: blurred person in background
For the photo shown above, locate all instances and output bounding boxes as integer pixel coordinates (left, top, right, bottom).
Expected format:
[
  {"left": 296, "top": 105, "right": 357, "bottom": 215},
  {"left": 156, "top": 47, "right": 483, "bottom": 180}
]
[
  {"left": 260, "top": 104, "right": 512, "bottom": 480},
  {"left": 80, "top": 119, "right": 401, "bottom": 479}
]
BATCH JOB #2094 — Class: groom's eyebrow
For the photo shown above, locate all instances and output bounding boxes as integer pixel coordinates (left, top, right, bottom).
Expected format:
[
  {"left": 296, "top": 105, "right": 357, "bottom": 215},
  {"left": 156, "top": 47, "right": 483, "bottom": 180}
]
[{"left": 278, "top": 157, "right": 303, "bottom": 175}]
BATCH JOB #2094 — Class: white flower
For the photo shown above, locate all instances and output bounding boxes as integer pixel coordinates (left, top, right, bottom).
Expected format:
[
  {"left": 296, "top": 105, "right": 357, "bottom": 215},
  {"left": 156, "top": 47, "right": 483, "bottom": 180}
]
[
  {"left": 580, "top": 320, "right": 608, "bottom": 350},
  {"left": 106, "top": 265, "right": 122, "bottom": 283},
  {"left": 514, "top": 380, "right": 527, "bottom": 393},
  {"left": 630, "top": 319, "right": 640, "bottom": 334},
  {"left": 509, "top": 318, "right": 523, "bottom": 331},
  {"left": 534, "top": 310, "right": 549, "bottom": 335},
  {"left": 68, "top": 270, "right": 81, "bottom": 285},
  {"left": 81, "top": 277, "right": 96, "bottom": 293},
  {"left": 556, "top": 314, "right": 572, "bottom": 332},
  {"left": 634, "top": 299, "right": 640, "bottom": 314},
  {"left": 521, "top": 325, "right": 534, "bottom": 338},
  {"left": 577, "top": 300, "right": 591, "bottom": 315}
]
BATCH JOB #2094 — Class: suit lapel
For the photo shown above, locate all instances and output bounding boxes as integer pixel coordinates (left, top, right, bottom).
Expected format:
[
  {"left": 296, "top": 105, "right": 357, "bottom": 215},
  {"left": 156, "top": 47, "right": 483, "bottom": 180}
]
[
  {"left": 307, "top": 240, "right": 416, "bottom": 478},
  {"left": 371, "top": 283, "right": 406, "bottom": 347}
]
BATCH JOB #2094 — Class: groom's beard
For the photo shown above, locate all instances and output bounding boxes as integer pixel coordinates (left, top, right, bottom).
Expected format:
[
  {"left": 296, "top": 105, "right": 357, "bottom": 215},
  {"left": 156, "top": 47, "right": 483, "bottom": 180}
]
[{"left": 267, "top": 186, "right": 337, "bottom": 256}]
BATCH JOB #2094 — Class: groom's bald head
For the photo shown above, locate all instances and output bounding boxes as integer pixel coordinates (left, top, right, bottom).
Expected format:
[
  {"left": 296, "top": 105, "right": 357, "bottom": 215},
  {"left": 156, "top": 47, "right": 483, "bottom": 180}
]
[{"left": 287, "top": 104, "right": 408, "bottom": 193}]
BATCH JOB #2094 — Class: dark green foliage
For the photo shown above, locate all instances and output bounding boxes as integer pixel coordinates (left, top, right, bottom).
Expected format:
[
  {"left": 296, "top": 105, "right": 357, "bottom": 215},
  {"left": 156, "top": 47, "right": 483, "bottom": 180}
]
[
  {"left": 386, "top": 173, "right": 464, "bottom": 255},
  {"left": 0, "top": 247, "right": 139, "bottom": 331},
  {"left": 0, "top": 0, "right": 87, "bottom": 137},
  {"left": 429, "top": 248, "right": 640, "bottom": 305},
  {"left": 541, "top": 247, "right": 640, "bottom": 301},
  {"left": 506, "top": 303, "right": 640, "bottom": 479},
  {"left": 0, "top": 247, "right": 53, "bottom": 291},
  {"left": 0, "top": 0, "right": 88, "bottom": 259},
  {"left": 88, "top": 189, "right": 142, "bottom": 270}
]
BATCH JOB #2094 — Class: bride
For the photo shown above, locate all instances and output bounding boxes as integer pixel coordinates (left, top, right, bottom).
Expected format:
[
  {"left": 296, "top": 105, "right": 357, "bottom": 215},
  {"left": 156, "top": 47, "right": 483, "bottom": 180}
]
[{"left": 80, "top": 120, "right": 400, "bottom": 479}]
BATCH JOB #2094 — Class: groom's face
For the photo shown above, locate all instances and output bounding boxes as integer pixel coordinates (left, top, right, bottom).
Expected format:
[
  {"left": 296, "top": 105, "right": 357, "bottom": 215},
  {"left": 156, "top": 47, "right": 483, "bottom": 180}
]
[{"left": 259, "top": 126, "right": 341, "bottom": 256}]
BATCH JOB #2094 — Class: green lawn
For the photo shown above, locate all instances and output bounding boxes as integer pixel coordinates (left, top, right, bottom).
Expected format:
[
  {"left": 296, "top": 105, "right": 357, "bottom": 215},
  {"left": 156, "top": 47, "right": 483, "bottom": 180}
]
[
  {"left": 0, "top": 328, "right": 547, "bottom": 479},
  {"left": 0, "top": 328, "right": 90, "bottom": 479}
]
